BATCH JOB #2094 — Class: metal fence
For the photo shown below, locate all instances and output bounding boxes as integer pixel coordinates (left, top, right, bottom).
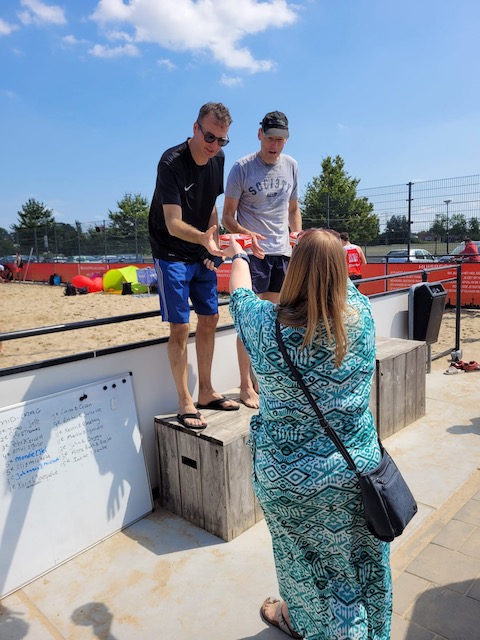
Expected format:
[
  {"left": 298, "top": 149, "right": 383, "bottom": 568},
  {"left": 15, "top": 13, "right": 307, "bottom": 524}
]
[
  {"left": 357, "top": 174, "right": 480, "bottom": 253},
  {"left": 4, "top": 174, "right": 480, "bottom": 263},
  {"left": 7, "top": 218, "right": 150, "bottom": 264}
]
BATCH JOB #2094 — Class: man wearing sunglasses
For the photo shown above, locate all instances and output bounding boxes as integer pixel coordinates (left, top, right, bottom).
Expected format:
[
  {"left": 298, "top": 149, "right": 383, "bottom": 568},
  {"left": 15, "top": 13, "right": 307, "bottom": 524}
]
[
  {"left": 222, "top": 111, "right": 302, "bottom": 408},
  {"left": 149, "top": 102, "right": 239, "bottom": 430}
]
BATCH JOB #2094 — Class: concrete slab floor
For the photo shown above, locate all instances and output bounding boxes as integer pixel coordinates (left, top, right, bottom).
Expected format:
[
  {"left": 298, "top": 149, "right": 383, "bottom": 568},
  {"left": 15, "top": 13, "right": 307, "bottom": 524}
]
[{"left": 1, "top": 368, "right": 480, "bottom": 639}]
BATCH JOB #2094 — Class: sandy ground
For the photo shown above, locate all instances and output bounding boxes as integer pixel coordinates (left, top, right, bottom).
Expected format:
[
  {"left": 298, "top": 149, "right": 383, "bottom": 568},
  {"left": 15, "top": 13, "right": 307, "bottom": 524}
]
[{"left": 1, "top": 281, "right": 479, "bottom": 372}]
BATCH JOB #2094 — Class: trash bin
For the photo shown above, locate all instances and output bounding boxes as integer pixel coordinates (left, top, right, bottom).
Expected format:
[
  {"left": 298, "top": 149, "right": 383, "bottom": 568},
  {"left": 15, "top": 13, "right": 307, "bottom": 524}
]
[{"left": 408, "top": 282, "right": 447, "bottom": 344}]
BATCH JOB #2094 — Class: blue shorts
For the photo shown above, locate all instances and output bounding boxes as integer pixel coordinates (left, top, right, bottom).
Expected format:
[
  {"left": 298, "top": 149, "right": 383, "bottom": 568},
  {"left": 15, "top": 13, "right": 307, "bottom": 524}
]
[
  {"left": 153, "top": 258, "right": 218, "bottom": 324},
  {"left": 249, "top": 255, "right": 290, "bottom": 294}
]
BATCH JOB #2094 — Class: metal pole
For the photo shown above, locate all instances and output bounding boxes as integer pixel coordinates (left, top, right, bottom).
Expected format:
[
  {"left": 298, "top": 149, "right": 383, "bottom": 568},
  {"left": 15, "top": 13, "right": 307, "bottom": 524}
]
[
  {"left": 104, "top": 221, "right": 107, "bottom": 262},
  {"left": 406, "top": 182, "right": 413, "bottom": 260},
  {"left": 444, "top": 199, "right": 452, "bottom": 254},
  {"left": 135, "top": 213, "right": 139, "bottom": 262},
  {"left": 326, "top": 193, "right": 330, "bottom": 228},
  {"left": 455, "top": 263, "right": 462, "bottom": 353}
]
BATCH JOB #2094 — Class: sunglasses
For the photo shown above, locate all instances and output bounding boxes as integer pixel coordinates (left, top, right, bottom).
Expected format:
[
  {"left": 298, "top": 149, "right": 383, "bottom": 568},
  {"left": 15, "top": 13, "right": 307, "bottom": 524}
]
[{"left": 196, "top": 121, "right": 230, "bottom": 147}]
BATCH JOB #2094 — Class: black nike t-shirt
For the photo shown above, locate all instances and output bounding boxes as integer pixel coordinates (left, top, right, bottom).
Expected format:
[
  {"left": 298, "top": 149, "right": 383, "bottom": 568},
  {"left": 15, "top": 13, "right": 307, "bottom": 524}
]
[{"left": 148, "top": 140, "right": 225, "bottom": 262}]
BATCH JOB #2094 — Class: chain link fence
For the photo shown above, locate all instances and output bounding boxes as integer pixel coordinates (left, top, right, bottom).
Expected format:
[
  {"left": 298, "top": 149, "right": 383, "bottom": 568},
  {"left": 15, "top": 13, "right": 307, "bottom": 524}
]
[
  {"left": 7, "top": 218, "right": 150, "bottom": 264},
  {"left": 357, "top": 174, "right": 480, "bottom": 256},
  {"left": 4, "top": 174, "right": 480, "bottom": 263}
]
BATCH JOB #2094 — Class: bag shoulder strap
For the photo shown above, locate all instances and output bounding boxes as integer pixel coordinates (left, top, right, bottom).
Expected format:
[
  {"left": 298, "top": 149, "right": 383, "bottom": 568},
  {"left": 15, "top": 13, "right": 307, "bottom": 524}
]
[{"left": 275, "top": 319, "right": 358, "bottom": 473}]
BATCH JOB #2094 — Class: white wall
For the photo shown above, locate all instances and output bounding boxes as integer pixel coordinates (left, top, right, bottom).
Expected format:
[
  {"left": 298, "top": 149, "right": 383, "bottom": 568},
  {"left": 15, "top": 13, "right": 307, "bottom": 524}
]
[{"left": 0, "top": 327, "right": 239, "bottom": 489}]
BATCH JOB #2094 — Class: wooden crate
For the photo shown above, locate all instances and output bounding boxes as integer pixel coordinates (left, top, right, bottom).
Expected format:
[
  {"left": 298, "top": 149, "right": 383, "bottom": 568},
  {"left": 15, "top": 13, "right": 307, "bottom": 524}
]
[
  {"left": 155, "top": 406, "right": 263, "bottom": 541},
  {"left": 370, "top": 337, "right": 426, "bottom": 439}
]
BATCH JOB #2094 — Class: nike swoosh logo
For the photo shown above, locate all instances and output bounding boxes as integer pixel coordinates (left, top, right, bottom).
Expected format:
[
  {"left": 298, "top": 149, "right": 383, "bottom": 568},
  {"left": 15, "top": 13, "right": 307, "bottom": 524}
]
[{"left": 184, "top": 183, "right": 195, "bottom": 191}]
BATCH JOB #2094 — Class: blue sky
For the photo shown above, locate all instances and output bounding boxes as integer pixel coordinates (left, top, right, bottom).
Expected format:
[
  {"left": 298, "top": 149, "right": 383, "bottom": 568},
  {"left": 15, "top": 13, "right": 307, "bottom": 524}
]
[{"left": 1, "top": 0, "right": 479, "bottom": 231}]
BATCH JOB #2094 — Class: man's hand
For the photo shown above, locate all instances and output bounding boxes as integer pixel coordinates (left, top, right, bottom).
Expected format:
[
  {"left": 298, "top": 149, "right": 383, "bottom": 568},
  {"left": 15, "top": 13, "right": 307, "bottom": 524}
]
[
  {"left": 199, "top": 226, "right": 225, "bottom": 270},
  {"left": 202, "top": 224, "right": 223, "bottom": 256},
  {"left": 250, "top": 232, "right": 266, "bottom": 259}
]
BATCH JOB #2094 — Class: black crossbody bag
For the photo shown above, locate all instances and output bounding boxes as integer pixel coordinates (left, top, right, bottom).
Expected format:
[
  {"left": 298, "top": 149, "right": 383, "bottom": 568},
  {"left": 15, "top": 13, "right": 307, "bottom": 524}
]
[{"left": 275, "top": 320, "right": 417, "bottom": 542}]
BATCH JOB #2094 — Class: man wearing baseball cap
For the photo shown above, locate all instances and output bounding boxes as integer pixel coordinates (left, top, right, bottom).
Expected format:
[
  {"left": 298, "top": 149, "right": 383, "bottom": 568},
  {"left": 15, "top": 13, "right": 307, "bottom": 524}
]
[{"left": 222, "top": 110, "right": 302, "bottom": 408}]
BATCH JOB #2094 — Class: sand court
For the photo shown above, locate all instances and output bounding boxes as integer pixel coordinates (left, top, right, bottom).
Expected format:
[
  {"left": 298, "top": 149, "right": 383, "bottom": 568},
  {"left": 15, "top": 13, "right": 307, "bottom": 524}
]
[{"left": 0, "top": 281, "right": 479, "bottom": 372}]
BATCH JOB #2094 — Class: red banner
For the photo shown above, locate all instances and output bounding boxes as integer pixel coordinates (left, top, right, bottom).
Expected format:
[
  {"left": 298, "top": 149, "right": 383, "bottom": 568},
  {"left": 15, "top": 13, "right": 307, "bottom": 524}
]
[{"left": 6, "top": 260, "right": 480, "bottom": 307}]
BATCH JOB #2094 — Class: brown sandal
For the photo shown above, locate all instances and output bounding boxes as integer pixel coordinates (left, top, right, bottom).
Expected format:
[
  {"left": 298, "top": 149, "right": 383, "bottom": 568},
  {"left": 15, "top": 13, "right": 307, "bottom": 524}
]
[{"left": 260, "top": 597, "right": 303, "bottom": 638}]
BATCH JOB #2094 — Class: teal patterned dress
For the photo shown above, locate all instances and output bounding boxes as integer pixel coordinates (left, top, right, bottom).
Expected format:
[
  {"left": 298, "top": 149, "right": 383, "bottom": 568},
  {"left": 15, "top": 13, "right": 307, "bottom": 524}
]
[{"left": 230, "top": 282, "right": 392, "bottom": 640}]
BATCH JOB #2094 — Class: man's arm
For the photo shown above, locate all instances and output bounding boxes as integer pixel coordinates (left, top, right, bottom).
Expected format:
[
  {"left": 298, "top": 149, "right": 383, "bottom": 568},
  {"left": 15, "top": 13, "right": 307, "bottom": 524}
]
[
  {"left": 288, "top": 199, "right": 302, "bottom": 233},
  {"left": 163, "top": 204, "right": 221, "bottom": 256},
  {"left": 222, "top": 197, "right": 249, "bottom": 235},
  {"left": 358, "top": 246, "right": 367, "bottom": 265},
  {"left": 222, "top": 195, "right": 266, "bottom": 258}
]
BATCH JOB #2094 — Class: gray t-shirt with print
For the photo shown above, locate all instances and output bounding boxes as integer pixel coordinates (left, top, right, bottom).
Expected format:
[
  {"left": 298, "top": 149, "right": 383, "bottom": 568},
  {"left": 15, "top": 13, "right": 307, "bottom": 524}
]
[{"left": 225, "top": 152, "right": 298, "bottom": 256}]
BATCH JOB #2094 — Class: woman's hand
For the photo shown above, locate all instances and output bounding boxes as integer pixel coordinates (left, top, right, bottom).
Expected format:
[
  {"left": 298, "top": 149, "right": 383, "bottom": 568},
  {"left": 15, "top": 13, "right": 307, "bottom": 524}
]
[{"left": 223, "top": 235, "right": 245, "bottom": 259}]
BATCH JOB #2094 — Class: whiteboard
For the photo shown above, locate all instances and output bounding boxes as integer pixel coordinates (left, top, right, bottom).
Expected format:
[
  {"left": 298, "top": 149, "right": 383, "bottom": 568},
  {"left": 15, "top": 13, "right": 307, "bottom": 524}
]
[{"left": 0, "top": 373, "right": 152, "bottom": 598}]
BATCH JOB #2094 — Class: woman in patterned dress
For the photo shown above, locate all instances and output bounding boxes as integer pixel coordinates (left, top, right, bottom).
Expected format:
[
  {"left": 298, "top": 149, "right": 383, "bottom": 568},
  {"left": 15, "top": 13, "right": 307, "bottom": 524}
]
[{"left": 226, "top": 229, "right": 392, "bottom": 639}]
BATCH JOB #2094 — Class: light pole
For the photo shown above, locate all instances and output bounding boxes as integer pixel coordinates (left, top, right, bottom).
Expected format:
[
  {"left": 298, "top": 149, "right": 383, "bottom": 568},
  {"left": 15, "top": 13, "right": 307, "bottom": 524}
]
[{"left": 444, "top": 199, "right": 452, "bottom": 254}]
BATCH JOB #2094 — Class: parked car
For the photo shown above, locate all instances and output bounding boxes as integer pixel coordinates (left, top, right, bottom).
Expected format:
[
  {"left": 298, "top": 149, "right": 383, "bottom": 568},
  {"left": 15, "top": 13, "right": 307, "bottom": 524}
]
[
  {"left": 117, "top": 254, "right": 144, "bottom": 263},
  {"left": 438, "top": 241, "right": 480, "bottom": 262},
  {"left": 382, "top": 249, "right": 437, "bottom": 263}
]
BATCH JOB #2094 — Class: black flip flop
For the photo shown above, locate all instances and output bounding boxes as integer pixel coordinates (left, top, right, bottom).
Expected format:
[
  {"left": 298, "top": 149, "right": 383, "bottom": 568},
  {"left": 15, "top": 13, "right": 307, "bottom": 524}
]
[
  {"left": 197, "top": 396, "right": 240, "bottom": 411},
  {"left": 176, "top": 412, "right": 207, "bottom": 429}
]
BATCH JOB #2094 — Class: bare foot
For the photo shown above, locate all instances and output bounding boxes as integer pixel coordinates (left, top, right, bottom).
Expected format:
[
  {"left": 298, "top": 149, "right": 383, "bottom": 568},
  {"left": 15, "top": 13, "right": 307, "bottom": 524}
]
[
  {"left": 177, "top": 403, "right": 207, "bottom": 428},
  {"left": 240, "top": 387, "right": 259, "bottom": 409}
]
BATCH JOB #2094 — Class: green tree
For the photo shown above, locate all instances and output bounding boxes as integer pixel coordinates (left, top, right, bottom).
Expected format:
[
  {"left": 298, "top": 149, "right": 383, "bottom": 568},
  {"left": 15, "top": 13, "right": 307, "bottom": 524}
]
[
  {"left": 301, "top": 156, "right": 378, "bottom": 244},
  {"left": 0, "top": 227, "right": 15, "bottom": 257},
  {"left": 48, "top": 222, "right": 78, "bottom": 258},
  {"left": 12, "top": 198, "right": 55, "bottom": 259},
  {"left": 107, "top": 193, "right": 150, "bottom": 256},
  {"left": 383, "top": 215, "right": 410, "bottom": 244},
  {"left": 429, "top": 214, "right": 447, "bottom": 239},
  {"left": 449, "top": 214, "right": 468, "bottom": 242},
  {"left": 14, "top": 198, "right": 54, "bottom": 228},
  {"left": 467, "top": 217, "right": 480, "bottom": 240}
]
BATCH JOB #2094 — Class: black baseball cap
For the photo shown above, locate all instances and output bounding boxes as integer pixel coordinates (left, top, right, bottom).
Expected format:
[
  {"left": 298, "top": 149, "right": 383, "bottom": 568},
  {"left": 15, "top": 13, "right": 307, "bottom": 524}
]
[{"left": 260, "top": 111, "right": 289, "bottom": 138}]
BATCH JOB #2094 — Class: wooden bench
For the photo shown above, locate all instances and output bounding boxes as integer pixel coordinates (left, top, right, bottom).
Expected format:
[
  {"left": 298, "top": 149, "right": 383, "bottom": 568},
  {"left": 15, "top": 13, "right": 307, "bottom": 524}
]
[
  {"left": 370, "top": 337, "right": 426, "bottom": 439},
  {"left": 155, "top": 338, "right": 426, "bottom": 540}
]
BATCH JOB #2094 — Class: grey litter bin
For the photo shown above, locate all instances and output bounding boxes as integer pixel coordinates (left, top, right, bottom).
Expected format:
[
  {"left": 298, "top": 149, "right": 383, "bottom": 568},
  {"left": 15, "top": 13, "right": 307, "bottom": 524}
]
[{"left": 408, "top": 282, "right": 447, "bottom": 344}]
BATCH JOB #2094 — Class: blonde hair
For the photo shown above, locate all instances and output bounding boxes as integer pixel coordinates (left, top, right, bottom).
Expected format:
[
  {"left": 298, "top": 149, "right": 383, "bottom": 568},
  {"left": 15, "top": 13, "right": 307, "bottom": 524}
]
[{"left": 277, "top": 229, "right": 349, "bottom": 366}]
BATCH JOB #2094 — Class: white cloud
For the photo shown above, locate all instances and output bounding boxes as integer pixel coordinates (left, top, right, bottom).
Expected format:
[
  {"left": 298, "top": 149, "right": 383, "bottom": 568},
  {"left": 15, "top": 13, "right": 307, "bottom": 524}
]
[
  {"left": 0, "top": 18, "right": 19, "bottom": 35},
  {"left": 157, "top": 58, "right": 176, "bottom": 71},
  {"left": 90, "top": 0, "right": 298, "bottom": 73},
  {"left": 220, "top": 74, "right": 243, "bottom": 87},
  {"left": 63, "top": 34, "right": 82, "bottom": 45},
  {"left": 88, "top": 43, "right": 140, "bottom": 58},
  {"left": 19, "top": 0, "right": 66, "bottom": 26},
  {"left": 106, "top": 29, "right": 134, "bottom": 42}
]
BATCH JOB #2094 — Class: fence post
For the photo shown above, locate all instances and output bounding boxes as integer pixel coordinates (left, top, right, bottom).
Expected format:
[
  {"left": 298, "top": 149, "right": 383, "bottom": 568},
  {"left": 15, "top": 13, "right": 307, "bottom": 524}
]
[{"left": 407, "top": 182, "right": 413, "bottom": 258}]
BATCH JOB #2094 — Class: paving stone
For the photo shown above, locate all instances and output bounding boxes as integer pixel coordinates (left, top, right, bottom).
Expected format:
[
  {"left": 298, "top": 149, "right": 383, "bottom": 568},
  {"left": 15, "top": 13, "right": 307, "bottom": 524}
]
[
  {"left": 406, "top": 583, "right": 480, "bottom": 639},
  {"left": 453, "top": 498, "right": 480, "bottom": 526},
  {"left": 431, "top": 519, "right": 475, "bottom": 550},
  {"left": 390, "top": 613, "right": 435, "bottom": 640},
  {"left": 406, "top": 544, "right": 480, "bottom": 590},
  {"left": 467, "top": 577, "right": 480, "bottom": 602},
  {"left": 393, "top": 573, "right": 432, "bottom": 616},
  {"left": 472, "top": 490, "right": 480, "bottom": 501},
  {"left": 458, "top": 526, "right": 480, "bottom": 560}
]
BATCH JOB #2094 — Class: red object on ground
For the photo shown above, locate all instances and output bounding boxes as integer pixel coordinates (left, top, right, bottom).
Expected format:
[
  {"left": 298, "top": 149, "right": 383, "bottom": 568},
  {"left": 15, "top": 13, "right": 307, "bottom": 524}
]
[
  {"left": 72, "top": 274, "right": 103, "bottom": 293},
  {"left": 219, "top": 234, "right": 252, "bottom": 249}
]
